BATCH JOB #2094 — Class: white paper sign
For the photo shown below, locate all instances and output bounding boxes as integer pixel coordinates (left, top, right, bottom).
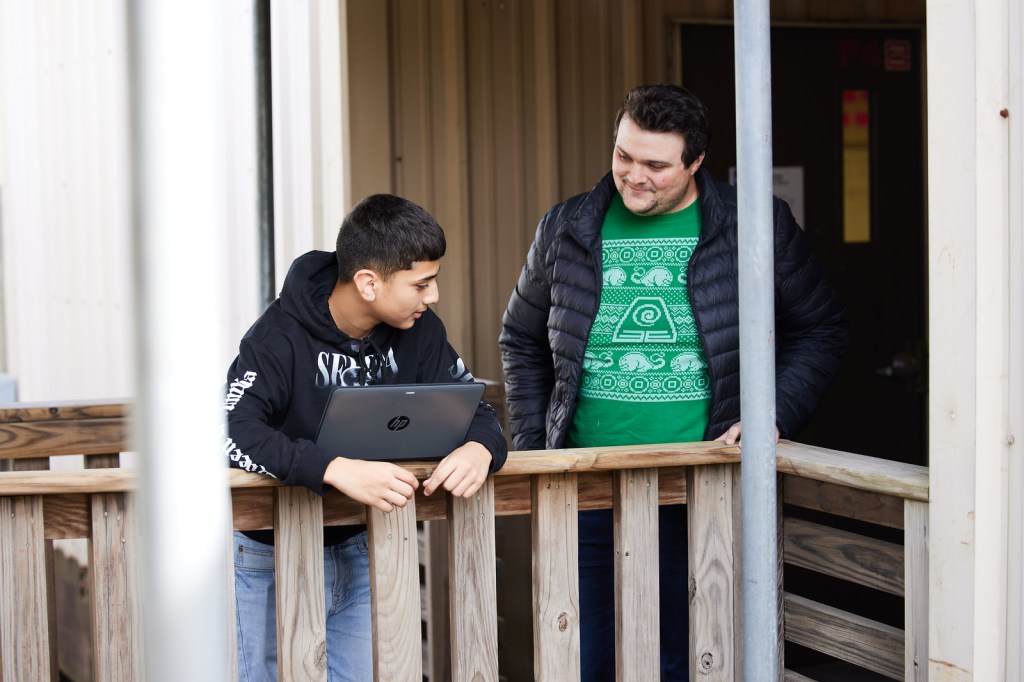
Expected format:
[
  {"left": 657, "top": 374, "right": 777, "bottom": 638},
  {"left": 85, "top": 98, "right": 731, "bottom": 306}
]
[{"left": 728, "top": 165, "right": 806, "bottom": 229}]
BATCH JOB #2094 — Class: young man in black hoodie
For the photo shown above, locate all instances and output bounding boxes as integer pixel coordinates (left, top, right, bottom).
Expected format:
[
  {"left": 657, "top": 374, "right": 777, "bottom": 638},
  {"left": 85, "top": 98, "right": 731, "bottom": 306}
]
[{"left": 224, "top": 194, "right": 507, "bottom": 681}]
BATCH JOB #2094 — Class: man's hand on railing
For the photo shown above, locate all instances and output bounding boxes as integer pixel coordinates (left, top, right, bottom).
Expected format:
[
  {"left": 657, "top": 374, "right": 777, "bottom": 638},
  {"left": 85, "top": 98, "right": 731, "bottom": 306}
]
[
  {"left": 323, "top": 457, "right": 419, "bottom": 513},
  {"left": 423, "top": 441, "right": 492, "bottom": 498},
  {"left": 713, "top": 421, "right": 780, "bottom": 446}
]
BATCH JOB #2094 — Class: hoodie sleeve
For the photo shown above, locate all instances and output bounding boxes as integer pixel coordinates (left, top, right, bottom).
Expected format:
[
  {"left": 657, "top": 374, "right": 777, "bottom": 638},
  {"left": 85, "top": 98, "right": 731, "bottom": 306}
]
[
  {"left": 415, "top": 314, "right": 509, "bottom": 472},
  {"left": 223, "top": 333, "right": 336, "bottom": 495}
]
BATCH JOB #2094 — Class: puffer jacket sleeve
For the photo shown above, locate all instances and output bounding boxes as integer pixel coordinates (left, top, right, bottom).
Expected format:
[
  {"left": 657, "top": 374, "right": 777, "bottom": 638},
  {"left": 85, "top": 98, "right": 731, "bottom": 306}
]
[
  {"left": 499, "top": 210, "right": 559, "bottom": 451},
  {"left": 771, "top": 198, "right": 849, "bottom": 437}
]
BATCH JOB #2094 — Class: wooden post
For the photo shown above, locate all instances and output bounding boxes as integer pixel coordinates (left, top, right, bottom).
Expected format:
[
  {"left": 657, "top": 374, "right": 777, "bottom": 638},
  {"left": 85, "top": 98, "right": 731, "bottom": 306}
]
[
  {"left": 613, "top": 468, "right": 660, "bottom": 682},
  {"left": 89, "top": 491, "right": 143, "bottom": 680},
  {"left": 274, "top": 487, "right": 327, "bottom": 681},
  {"left": 448, "top": 480, "right": 499, "bottom": 680},
  {"left": 86, "top": 453, "right": 143, "bottom": 681},
  {"left": 531, "top": 473, "right": 580, "bottom": 681},
  {"left": 688, "top": 463, "right": 737, "bottom": 680},
  {"left": 368, "top": 499, "right": 421, "bottom": 681},
  {"left": 0, "top": 495, "right": 54, "bottom": 681},
  {"left": 905, "top": 499, "right": 929, "bottom": 681}
]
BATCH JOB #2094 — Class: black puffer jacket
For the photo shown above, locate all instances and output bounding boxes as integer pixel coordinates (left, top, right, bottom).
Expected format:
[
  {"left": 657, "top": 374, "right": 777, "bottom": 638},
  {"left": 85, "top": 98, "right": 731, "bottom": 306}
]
[{"left": 499, "top": 169, "right": 847, "bottom": 451}]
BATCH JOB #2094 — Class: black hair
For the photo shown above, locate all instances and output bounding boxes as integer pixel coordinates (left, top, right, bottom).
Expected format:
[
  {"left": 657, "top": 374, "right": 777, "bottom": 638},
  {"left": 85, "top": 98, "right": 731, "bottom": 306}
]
[
  {"left": 613, "top": 84, "right": 712, "bottom": 166},
  {"left": 335, "top": 194, "right": 446, "bottom": 282}
]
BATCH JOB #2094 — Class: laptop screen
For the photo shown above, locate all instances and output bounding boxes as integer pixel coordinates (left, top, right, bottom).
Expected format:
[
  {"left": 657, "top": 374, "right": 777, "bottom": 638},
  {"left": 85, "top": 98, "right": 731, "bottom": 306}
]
[{"left": 313, "top": 382, "right": 485, "bottom": 461}]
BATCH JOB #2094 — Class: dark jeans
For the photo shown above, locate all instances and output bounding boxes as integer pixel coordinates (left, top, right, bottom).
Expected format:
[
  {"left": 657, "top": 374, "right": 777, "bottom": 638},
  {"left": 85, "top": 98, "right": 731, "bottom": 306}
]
[{"left": 578, "top": 504, "right": 689, "bottom": 681}]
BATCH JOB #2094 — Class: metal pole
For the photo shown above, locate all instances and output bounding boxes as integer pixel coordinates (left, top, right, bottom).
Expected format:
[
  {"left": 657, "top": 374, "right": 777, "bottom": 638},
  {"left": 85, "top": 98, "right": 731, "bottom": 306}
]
[
  {"left": 128, "top": 2, "right": 244, "bottom": 679},
  {"left": 733, "top": 0, "right": 780, "bottom": 679},
  {"left": 254, "top": 0, "right": 276, "bottom": 308}
]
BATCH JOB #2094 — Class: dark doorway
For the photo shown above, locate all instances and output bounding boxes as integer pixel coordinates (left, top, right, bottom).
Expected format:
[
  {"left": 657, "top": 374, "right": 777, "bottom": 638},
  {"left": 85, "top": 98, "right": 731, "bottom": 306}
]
[{"left": 679, "top": 23, "right": 927, "bottom": 465}]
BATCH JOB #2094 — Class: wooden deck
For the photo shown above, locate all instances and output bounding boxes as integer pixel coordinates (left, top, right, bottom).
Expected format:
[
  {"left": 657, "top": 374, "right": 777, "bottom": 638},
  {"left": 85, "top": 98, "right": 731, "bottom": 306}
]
[{"left": 0, "top": 397, "right": 928, "bottom": 681}]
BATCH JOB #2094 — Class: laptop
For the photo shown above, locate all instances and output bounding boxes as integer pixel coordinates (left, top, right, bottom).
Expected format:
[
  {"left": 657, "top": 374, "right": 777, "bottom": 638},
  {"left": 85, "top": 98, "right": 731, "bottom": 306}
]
[{"left": 314, "top": 382, "right": 485, "bottom": 461}]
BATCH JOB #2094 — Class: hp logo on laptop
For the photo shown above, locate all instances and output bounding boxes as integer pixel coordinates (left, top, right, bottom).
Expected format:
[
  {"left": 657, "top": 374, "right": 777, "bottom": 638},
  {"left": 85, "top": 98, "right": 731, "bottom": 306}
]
[{"left": 387, "top": 416, "right": 411, "bottom": 431}]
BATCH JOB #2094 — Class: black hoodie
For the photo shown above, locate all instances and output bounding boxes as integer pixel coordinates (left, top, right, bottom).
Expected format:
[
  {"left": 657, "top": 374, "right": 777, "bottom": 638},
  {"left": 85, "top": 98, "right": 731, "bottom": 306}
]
[{"left": 224, "top": 251, "right": 507, "bottom": 520}]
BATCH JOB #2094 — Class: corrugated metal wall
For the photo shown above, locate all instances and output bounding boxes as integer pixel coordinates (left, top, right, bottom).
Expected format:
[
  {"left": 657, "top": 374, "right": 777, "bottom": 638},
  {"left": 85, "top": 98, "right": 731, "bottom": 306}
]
[
  {"left": 0, "top": 1, "right": 136, "bottom": 400},
  {"left": 0, "top": 0, "right": 262, "bottom": 402},
  {"left": 343, "top": 0, "right": 927, "bottom": 382}
]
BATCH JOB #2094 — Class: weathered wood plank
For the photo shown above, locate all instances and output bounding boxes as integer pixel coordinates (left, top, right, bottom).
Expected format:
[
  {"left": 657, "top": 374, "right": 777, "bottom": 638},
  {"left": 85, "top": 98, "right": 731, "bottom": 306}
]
[
  {"left": 0, "top": 419, "right": 130, "bottom": 459},
  {"left": 783, "top": 475, "right": 905, "bottom": 529},
  {"left": 0, "top": 401, "right": 129, "bottom": 423},
  {"left": 783, "top": 517, "right": 904, "bottom": 595},
  {"left": 687, "top": 464, "right": 737, "bottom": 680},
  {"left": 229, "top": 470, "right": 687, "bottom": 533},
  {"left": 368, "top": 500, "right": 421, "bottom": 681},
  {"left": 582, "top": 467, "right": 687, "bottom": 510},
  {"left": 85, "top": 453, "right": 121, "bottom": 469},
  {"left": 784, "top": 592, "right": 903, "bottom": 679},
  {"left": 531, "top": 473, "right": 580, "bottom": 681},
  {"left": 447, "top": 481, "right": 499, "bottom": 680},
  {"left": 43, "top": 494, "right": 90, "bottom": 539},
  {"left": 776, "top": 441, "right": 929, "bottom": 502},
  {"left": 11, "top": 457, "right": 50, "bottom": 472},
  {"left": 274, "top": 487, "right": 327, "bottom": 681},
  {"left": 904, "top": 500, "right": 928, "bottom": 681},
  {"left": 0, "top": 469, "right": 138, "bottom": 495},
  {"left": 232, "top": 486, "right": 275, "bottom": 531},
  {"left": 613, "top": 468, "right": 660, "bottom": 681},
  {"left": 783, "top": 670, "right": 817, "bottom": 682},
  {"left": 4, "top": 440, "right": 923, "bottom": 509},
  {"left": 0, "top": 459, "right": 687, "bottom": 500},
  {"left": 89, "top": 491, "right": 143, "bottom": 680},
  {"left": 499, "top": 442, "right": 739, "bottom": 475},
  {"left": 0, "top": 495, "right": 55, "bottom": 681}
]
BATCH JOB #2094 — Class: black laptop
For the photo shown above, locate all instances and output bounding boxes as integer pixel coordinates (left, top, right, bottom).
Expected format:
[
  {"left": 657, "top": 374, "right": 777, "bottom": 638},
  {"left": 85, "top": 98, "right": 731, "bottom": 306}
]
[{"left": 313, "top": 382, "right": 485, "bottom": 461}]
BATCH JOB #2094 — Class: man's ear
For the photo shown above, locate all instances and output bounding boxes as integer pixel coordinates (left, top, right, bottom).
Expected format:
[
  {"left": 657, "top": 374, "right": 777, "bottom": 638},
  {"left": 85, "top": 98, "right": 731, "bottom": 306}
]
[
  {"left": 688, "top": 151, "right": 706, "bottom": 173},
  {"left": 352, "top": 269, "right": 379, "bottom": 302}
]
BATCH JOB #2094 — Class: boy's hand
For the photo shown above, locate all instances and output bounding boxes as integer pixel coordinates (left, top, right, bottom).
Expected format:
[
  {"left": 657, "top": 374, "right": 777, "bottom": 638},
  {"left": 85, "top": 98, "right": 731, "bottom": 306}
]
[
  {"left": 423, "top": 442, "right": 492, "bottom": 498},
  {"left": 324, "top": 457, "right": 419, "bottom": 513}
]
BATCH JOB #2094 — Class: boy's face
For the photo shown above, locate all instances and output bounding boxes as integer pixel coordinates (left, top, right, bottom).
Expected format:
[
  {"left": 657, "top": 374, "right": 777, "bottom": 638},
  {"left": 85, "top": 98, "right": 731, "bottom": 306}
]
[{"left": 373, "top": 260, "right": 441, "bottom": 329}]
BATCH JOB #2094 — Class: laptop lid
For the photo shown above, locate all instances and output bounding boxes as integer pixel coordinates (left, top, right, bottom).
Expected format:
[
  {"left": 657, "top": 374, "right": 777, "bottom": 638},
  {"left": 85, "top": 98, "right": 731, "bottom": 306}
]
[{"left": 313, "top": 382, "right": 485, "bottom": 461}]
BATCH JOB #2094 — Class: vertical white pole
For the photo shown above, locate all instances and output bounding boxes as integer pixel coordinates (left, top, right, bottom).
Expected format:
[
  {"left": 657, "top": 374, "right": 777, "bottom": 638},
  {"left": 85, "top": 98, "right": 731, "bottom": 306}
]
[
  {"left": 733, "top": 0, "right": 779, "bottom": 679},
  {"left": 926, "top": 0, "right": 979, "bottom": 677},
  {"left": 128, "top": 2, "right": 254, "bottom": 679},
  {"left": 973, "top": 0, "right": 1013, "bottom": 678}
]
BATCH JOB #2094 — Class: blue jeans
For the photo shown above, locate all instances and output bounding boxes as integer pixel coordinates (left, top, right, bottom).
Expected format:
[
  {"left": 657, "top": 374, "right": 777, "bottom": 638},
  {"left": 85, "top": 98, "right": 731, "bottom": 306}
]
[
  {"left": 578, "top": 505, "right": 690, "bottom": 681},
  {"left": 233, "top": 531, "right": 373, "bottom": 682}
]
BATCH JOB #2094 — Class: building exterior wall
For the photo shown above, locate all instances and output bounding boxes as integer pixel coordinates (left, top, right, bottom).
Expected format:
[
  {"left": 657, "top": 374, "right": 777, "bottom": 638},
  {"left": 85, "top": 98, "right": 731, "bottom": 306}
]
[
  {"left": 0, "top": 1, "right": 262, "bottom": 403},
  {"left": 1, "top": 0, "right": 1020, "bottom": 677},
  {"left": 345, "top": 0, "right": 927, "bottom": 382},
  {"left": 927, "top": 0, "right": 1022, "bottom": 677}
]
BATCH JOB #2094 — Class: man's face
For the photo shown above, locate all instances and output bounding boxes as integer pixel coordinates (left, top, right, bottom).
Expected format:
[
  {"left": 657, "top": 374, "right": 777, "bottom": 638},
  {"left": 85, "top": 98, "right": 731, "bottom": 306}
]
[
  {"left": 612, "top": 115, "right": 704, "bottom": 216},
  {"left": 373, "top": 260, "right": 440, "bottom": 330}
]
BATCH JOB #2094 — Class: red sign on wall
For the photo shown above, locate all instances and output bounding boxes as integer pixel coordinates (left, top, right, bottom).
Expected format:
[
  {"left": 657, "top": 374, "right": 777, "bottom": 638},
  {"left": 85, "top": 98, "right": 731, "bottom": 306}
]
[{"left": 884, "top": 40, "right": 912, "bottom": 72}]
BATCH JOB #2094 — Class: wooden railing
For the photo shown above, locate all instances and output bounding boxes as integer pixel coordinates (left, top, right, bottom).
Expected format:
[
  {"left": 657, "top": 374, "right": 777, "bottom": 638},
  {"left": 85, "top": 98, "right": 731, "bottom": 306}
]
[{"left": 0, "top": 398, "right": 928, "bottom": 681}]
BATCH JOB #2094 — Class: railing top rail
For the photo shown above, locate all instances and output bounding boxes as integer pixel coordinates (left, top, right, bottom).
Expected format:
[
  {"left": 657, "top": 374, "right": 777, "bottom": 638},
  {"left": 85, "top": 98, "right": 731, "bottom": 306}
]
[
  {"left": 0, "top": 440, "right": 928, "bottom": 501},
  {"left": 0, "top": 400, "right": 131, "bottom": 423},
  {"left": 497, "top": 441, "right": 740, "bottom": 473},
  {"left": 0, "top": 401, "right": 132, "bottom": 460},
  {"left": 777, "top": 440, "right": 929, "bottom": 502}
]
